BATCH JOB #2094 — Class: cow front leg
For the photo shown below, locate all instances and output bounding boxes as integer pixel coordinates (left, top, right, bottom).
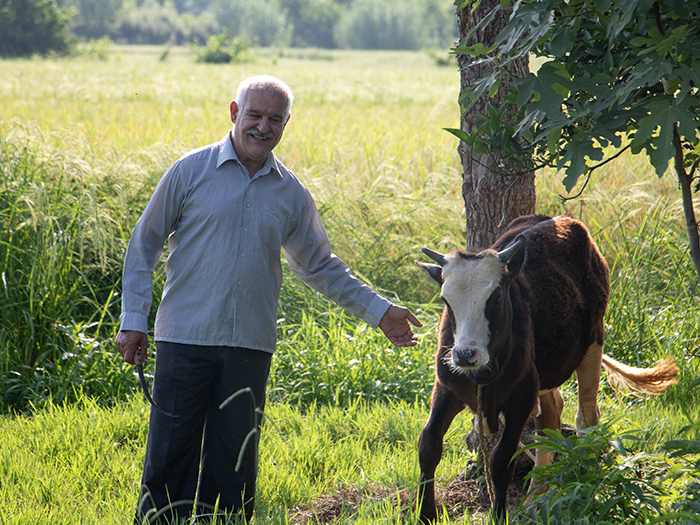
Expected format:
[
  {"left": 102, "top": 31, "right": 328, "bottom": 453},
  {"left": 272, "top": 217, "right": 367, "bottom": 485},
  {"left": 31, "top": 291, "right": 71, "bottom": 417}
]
[
  {"left": 524, "top": 388, "right": 563, "bottom": 504},
  {"left": 417, "top": 383, "right": 467, "bottom": 523},
  {"left": 489, "top": 392, "right": 536, "bottom": 521}
]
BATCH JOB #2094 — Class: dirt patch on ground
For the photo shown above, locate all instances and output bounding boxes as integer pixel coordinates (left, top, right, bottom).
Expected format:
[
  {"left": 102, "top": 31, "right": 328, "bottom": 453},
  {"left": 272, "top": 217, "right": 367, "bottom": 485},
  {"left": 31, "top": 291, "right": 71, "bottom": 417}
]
[
  {"left": 289, "top": 461, "right": 529, "bottom": 524},
  {"left": 290, "top": 420, "right": 575, "bottom": 523}
]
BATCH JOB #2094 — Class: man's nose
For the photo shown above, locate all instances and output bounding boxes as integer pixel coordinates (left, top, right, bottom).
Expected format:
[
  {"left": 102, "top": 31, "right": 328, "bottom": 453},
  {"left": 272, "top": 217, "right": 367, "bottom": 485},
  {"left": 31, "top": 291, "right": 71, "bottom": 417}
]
[{"left": 257, "top": 117, "right": 272, "bottom": 133}]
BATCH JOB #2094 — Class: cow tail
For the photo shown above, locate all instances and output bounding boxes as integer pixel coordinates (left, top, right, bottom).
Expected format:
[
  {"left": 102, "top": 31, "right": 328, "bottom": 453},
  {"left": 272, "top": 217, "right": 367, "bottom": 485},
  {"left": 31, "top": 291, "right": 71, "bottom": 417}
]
[{"left": 601, "top": 354, "right": 679, "bottom": 396}]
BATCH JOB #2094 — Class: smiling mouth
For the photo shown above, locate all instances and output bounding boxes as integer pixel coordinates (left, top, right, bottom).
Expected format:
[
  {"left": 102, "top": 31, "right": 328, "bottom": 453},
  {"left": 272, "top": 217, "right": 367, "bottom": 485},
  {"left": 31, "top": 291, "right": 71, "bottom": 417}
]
[{"left": 247, "top": 130, "right": 275, "bottom": 140}]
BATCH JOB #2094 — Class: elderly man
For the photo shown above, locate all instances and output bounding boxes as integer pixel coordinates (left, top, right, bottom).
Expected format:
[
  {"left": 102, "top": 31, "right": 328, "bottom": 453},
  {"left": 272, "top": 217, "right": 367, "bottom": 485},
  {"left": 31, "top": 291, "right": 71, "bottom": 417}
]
[{"left": 116, "top": 75, "right": 421, "bottom": 524}]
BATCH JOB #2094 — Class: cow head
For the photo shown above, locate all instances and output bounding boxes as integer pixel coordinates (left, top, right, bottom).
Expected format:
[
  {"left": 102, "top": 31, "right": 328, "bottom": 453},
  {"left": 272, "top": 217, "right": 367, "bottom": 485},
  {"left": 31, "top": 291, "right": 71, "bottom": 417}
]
[{"left": 418, "top": 237, "right": 526, "bottom": 379}]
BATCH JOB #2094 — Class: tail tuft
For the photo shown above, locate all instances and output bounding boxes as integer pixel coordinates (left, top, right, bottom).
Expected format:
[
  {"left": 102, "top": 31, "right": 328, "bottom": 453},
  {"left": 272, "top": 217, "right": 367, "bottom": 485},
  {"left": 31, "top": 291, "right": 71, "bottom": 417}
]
[{"left": 601, "top": 355, "right": 678, "bottom": 396}]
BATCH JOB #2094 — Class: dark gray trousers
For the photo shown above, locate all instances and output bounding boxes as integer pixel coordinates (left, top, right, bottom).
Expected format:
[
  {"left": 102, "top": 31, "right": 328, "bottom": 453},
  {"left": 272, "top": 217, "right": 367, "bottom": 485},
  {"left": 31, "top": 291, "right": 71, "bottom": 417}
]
[{"left": 135, "top": 343, "right": 271, "bottom": 524}]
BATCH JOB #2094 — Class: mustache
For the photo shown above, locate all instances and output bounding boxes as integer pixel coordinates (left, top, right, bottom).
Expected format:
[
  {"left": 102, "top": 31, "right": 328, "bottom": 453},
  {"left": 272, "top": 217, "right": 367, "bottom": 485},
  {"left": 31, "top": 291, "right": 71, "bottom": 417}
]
[{"left": 246, "top": 129, "right": 275, "bottom": 140}]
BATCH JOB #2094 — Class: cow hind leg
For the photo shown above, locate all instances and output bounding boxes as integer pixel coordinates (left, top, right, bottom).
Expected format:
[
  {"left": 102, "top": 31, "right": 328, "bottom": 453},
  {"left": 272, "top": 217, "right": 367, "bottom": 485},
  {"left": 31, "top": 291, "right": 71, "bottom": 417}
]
[
  {"left": 417, "top": 383, "right": 467, "bottom": 523},
  {"left": 524, "top": 388, "right": 563, "bottom": 504},
  {"left": 575, "top": 342, "right": 603, "bottom": 430}
]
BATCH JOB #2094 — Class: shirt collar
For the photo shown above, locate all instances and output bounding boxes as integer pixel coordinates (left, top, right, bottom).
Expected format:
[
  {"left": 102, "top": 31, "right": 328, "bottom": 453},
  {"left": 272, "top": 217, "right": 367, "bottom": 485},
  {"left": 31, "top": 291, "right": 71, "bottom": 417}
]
[{"left": 217, "top": 132, "right": 283, "bottom": 180}]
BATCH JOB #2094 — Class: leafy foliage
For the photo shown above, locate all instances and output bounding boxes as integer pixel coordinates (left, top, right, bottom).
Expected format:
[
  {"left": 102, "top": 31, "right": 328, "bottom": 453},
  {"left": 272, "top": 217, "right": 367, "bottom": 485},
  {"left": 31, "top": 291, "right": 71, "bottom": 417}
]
[
  {"left": 79, "top": 35, "right": 113, "bottom": 60},
  {"left": 209, "top": 0, "right": 289, "bottom": 47},
  {"left": 659, "top": 378, "right": 700, "bottom": 523},
  {"left": 520, "top": 422, "right": 666, "bottom": 524},
  {"left": 455, "top": 0, "right": 700, "bottom": 191},
  {"left": 335, "top": 0, "right": 456, "bottom": 50},
  {"left": 53, "top": 0, "right": 457, "bottom": 50},
  {"left": 283, "top": 0, "right": 343, "bottom": 48},
  {"left": 189, "top": 32, "right": 250, "bottom": 64},
  {"left": 520, "top": 385, "right": 700, "bottom": 525},
  {"left": 115, "top": 1, "right": 218, "bottom": 45},
  {"left": 58, "top": 0, "right": 123, "bottom": 39},
  {"left": 0, "top": 0, "right": 76, "bottom": 57}
]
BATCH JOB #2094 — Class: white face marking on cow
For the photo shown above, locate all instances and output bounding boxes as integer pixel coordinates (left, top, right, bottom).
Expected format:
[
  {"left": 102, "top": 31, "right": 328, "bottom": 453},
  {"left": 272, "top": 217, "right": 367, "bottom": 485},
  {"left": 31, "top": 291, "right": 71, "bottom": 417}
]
[{"left": 441, "top": 252, "right": 505, "bottom": 371}]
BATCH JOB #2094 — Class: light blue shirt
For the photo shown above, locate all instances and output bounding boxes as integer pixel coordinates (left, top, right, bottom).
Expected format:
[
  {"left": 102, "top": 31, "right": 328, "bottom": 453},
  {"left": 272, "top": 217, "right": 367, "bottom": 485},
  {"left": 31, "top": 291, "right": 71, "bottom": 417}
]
[{"left": 119, "top": 133, "right": 391, "bottom": 353}]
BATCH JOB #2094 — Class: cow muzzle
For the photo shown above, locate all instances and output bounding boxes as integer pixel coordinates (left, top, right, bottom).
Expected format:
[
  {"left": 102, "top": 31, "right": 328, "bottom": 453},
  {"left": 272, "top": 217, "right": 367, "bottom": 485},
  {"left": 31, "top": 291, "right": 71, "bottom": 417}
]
[{"left": 451, "top": 346, "right": 489, "bottom": 370}]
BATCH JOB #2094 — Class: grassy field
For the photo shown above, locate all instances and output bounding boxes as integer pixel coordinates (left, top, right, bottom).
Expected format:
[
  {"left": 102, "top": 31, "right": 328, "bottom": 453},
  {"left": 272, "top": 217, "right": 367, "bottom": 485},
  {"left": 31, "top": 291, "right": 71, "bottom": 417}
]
[{"left": 0, "top": 45, "right": 699, "bottom": 524}]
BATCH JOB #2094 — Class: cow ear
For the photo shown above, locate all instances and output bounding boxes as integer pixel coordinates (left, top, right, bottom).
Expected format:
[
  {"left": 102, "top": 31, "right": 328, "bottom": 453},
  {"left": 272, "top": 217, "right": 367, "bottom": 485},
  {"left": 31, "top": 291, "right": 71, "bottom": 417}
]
[
  {"left": 504, "top": 235, "right": 526, "bottom": 276},
  {"left": 415, "top": 261, "right": 443, "bottom": 285}
]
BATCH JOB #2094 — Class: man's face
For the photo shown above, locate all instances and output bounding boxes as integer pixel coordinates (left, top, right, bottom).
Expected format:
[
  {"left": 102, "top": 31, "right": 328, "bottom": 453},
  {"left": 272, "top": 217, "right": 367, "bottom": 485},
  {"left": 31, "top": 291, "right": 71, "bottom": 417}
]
[{"left": 230, "top": 89, "right": 289, "bottom": 175}]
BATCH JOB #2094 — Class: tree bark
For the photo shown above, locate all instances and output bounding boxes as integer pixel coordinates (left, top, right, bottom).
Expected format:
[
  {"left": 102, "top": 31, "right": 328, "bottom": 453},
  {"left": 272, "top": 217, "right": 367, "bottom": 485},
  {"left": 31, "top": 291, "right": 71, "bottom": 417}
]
[
  {"left": 673, "top": 124, "right": 700, "bottom": 286},
  {"left": 458, "top": 0, "right": 536, "bottom": 250}
]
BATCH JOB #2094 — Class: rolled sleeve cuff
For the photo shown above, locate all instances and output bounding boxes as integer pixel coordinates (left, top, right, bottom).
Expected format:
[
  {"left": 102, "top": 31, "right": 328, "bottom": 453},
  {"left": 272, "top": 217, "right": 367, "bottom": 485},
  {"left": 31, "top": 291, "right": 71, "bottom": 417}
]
[
  {"left": 363, "top": 295, "right": 392, "bottom": 329},
  {"left": 119, "top": 311, "right": 149, "bottom": 334}
]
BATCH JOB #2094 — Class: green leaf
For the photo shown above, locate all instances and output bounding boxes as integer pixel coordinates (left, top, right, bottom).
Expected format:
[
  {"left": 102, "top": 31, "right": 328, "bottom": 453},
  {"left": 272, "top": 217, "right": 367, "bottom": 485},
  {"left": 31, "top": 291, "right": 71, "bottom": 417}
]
[
  {"left": 559, "top": 138, "right": 597, "bottom": 191},
  {"left": 632, "top": 96, "right": 698, "bottom": 176},
  {"left": 549, "top": 25, "right": 574, "bottom": 57},
  {"left": 453, "top": 42, "right": 497, "bottom": 57},
  {"left": 532, "top": 73, "right": 567, "bottom": 118},
  {"left": 443, "top": 127, "right": 470, "bottom": 143},
  {"left": 488, "top": 79, "right": 500, "bottom": 98},
  {"left": 599, "top": 495, "right": 623, "bottom": 518},
  {"left": 516, "top": 73, "right": 537, "bottom": 108},
  {"left": 610, "top": 437, "right": 627, "bottom": 454},
  {"left": 679, "top": 60, "right": 700, "bottom": 100},
  {"left": 541, "top": 428, "right": 565, "bottom": 440}
]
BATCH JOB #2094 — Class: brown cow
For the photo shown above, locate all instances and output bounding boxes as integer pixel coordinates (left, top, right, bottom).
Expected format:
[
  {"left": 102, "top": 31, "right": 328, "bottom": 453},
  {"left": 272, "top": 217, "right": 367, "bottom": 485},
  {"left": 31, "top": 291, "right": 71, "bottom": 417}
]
[{"left": 416, "top": 214, "right": 678, "bottom": 522}]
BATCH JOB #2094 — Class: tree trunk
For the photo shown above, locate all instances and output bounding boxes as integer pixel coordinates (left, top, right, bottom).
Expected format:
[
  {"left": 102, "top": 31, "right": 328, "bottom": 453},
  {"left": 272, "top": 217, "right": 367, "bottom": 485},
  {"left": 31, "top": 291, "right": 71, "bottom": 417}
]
[
  {"left": 457, "top": 0, "right": 536, "bottom": 250},
  {"left": 673, "top": 124, "right": 700, "bottom": 286}
]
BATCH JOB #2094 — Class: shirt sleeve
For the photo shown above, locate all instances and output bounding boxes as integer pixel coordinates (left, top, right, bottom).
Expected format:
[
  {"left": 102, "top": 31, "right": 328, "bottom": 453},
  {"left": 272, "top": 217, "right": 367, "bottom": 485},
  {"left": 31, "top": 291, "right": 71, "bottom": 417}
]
[
  {"left": 119, "top": 162, "right": 187, "bottom": 334},
  {"left": 283, "top": 189, "right": 391, "bottom": 328}
]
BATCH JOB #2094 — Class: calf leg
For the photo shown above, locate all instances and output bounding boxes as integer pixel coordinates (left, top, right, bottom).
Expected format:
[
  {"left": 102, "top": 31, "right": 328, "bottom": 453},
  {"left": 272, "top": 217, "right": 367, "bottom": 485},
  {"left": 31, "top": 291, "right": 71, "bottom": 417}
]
[
  {"left": 524, "top": 388, "right": 563, "bottom": 504},
  {"left": 417, "top": 383, "right": 467, "bottom": 523},
  {"left": 490, "top": 388, "right": 537, "bottom": 521},
  {"left": 575, "top": 342, "right": 603, "bottom": 430}
]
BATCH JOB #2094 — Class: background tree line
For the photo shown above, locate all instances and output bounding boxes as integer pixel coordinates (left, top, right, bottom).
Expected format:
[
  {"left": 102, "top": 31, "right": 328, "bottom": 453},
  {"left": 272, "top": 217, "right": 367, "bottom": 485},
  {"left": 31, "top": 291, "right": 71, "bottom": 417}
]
[{"left": 0, "top": 0, "right": 458, "bottom": 57}]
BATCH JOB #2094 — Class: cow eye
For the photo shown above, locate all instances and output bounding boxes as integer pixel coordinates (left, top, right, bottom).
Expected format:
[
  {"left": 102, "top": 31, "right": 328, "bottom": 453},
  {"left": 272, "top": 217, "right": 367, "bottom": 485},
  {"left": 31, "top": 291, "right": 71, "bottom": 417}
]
[{"left": 486, "top": 287, "right": 502, "bottom": 309}]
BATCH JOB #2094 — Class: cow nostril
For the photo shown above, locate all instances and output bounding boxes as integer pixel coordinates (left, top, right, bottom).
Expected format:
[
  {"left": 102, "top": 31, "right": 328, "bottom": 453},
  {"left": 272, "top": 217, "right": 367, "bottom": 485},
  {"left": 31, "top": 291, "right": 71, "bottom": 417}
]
[{"left": 453, "top": 348, "right": 477, "bottom": 367}]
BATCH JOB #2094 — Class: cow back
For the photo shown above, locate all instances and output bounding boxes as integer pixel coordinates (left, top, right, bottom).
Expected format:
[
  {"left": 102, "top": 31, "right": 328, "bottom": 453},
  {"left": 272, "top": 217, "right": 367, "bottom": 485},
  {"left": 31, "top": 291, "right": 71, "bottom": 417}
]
[{"left": 494, "top": 214, "right": 610, "bottom": 390}]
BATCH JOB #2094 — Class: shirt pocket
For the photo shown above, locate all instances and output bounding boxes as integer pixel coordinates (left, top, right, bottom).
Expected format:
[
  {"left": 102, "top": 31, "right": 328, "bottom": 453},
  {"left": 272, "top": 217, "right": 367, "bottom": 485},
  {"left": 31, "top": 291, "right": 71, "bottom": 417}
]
[{"left": 257, "top": 202, "right": 292, "bottom": 253}]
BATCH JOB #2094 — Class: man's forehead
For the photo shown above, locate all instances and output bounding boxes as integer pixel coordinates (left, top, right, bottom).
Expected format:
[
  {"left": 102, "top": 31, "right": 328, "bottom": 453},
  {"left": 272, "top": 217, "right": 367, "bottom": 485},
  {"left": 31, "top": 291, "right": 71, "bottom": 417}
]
[{"left": 243, "top": 89, "right": 287, "bottom": 114}]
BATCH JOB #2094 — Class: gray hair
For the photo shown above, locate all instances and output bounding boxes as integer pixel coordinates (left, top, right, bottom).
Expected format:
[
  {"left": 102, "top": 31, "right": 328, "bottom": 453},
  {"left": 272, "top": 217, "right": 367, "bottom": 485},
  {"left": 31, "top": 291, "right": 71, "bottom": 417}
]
[{"left": 236, "top": 75, "right": 294, "bottom": 119}]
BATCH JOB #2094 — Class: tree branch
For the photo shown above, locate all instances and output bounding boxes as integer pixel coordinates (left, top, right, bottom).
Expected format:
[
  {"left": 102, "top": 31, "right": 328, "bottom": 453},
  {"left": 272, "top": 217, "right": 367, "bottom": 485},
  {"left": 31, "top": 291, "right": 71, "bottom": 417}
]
[
  {"left": 674, "top": 123, "right": 700, "bottom": 285},
  {"left": 557, "top": 146, "right": 632, "bottom": 202},
  {"left": 653, "top": 2, "right": 666, "bottom": 37}
]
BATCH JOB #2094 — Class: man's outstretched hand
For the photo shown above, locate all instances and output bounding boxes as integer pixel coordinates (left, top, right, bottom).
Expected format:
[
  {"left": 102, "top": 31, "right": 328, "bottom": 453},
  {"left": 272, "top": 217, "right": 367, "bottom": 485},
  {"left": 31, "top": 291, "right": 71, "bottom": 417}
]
[{"left": 378, "top": 304, "right": 422, "bottom": 347}]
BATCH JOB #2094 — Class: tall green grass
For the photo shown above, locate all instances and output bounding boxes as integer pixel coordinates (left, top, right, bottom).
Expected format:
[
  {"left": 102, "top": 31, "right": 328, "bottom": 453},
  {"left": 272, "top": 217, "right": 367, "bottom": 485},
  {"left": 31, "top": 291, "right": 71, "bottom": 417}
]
[
  {"left": 0, "top": 47, "right": 464, "bottom": 413},
  {"left": 0, "top": 46, "right": 698, "bottom": 524}
]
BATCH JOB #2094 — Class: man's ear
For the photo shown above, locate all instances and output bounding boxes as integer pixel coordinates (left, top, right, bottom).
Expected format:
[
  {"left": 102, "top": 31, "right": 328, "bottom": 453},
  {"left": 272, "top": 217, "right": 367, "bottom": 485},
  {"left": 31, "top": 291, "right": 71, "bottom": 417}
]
[{"left": 230, "top": 101, "right": 239, "bottom": 124}]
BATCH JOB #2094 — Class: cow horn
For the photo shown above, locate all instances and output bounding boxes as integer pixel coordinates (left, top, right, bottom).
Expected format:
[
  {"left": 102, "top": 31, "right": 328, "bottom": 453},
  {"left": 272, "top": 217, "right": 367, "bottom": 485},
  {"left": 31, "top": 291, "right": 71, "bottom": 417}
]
[
  {"left": 497, "top": 239, "right": 522, "bottom": 263},
  {"left": 422, "top": 247, "right": 447, "bottom": 267}
]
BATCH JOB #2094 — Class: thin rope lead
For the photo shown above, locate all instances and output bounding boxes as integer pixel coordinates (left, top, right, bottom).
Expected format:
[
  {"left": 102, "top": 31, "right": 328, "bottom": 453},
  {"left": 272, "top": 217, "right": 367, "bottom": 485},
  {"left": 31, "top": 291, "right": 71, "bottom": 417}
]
[{"left": 477, "top": 384, "right": 495, "bottom": 505}]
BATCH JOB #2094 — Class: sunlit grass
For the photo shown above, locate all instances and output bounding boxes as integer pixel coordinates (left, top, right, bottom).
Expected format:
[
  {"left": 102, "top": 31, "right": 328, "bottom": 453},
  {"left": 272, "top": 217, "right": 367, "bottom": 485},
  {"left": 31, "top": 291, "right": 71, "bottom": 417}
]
[{"left": 0, "top": 396, "right": 477, "bottom": 525}]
